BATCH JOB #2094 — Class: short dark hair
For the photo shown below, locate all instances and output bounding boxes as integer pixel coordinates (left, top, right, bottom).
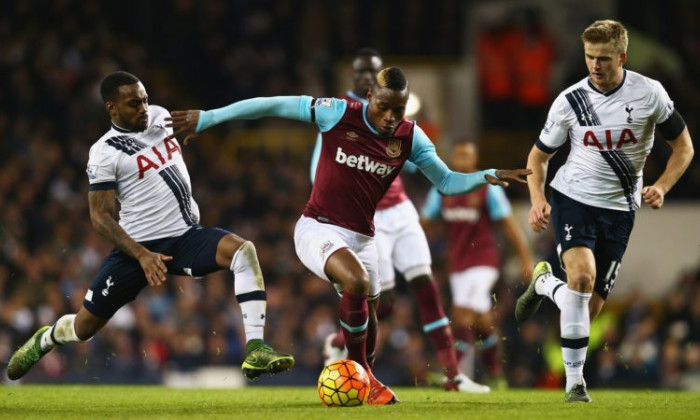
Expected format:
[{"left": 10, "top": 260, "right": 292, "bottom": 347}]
[
  {"left": 100, "top": 71, "right": 141, "bottom": 102},
  {"left": 354, "top": 47, "right": 382, "bottom": 61},
  {"left": 375, "top": 67, "right": 408, "bottom": 91}
]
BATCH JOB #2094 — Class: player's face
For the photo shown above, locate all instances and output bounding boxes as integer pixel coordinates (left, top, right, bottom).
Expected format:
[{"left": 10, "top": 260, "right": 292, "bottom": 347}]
[
  {"left": 107, "top": 82, "right": 149, "bottom": 132},
  {"left": 451, "top": 143, "right": 478, "bottom": 173},
  {"left": 584, "top": 41, "right": 626, "bottom": 92},
  {"left": 352, "top": 55, "right": 382, "bottom": 98},
  {"left": 366, "top": 87, "right": 409, "bottom": 137}
]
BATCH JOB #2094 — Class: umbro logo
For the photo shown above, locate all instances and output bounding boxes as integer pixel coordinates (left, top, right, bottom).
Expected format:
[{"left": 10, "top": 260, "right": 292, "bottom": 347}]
[{"left": 345, "top": 131, "right": 359, "bottom": 141}]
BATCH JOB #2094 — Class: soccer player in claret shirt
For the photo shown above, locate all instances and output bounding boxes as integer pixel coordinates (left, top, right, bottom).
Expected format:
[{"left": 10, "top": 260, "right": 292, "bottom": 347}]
[
  {"left": 516, "top": 20, "right": 694, "bottom": 402},
  {"left": 422, "top": 141, "right": 533, "bottom": 388},
  {"left": 310, "top": 49, "right": 489, "bottom": 393},
  {"left": 167, "top": 67, "right": 530, "bottom": 404},
  {"left": 7, "top": 71, "right": 294, "bottom": 382}
]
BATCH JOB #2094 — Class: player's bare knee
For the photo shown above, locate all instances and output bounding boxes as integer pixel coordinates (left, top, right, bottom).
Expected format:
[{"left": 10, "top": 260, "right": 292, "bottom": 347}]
[
  {"left": 343, "top": 273, "right": 370, "bottom": 295},
  {"left": 404, "top": 265, "right": 432, "bottom": 286},
  {"left": 218, "top": 234, "right": 248, "bottom": 266},
  {"left": 379, "top": 289, "right": 396, "bottom": 306},
  {"left": 406, "top": 274, "right": 431, "bottom": 290},
  {"left": 567, "top": 272, "right": 595, "bottom": 293}
]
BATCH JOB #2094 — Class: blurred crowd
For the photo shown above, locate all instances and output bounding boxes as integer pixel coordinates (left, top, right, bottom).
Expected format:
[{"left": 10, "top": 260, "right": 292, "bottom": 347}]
[{"left": 1, "top": 0, "right": 699, "bottom": 389}]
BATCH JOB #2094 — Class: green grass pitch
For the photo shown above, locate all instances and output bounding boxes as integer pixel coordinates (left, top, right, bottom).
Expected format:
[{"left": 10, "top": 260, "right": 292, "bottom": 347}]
[{"left": 0, "top": 386, "right": 696, "bottom": 420}]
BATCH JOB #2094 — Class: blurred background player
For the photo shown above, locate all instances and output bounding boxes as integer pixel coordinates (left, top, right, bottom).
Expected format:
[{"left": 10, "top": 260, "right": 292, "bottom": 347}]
[
  {"left": 422, "top": 141, "right": 533, "bottom": 388},
  {"left": 166, "top": 66, "right": 531, "bottom": 403},
  {"left": 7, "top": 72, "right": 294, "bottom": 381},
  {"left": 311, "top": 49, "right": 490, "bottom": 393},
  {"left": 517, "top": 20, "right": 694, "bottom": 402}
]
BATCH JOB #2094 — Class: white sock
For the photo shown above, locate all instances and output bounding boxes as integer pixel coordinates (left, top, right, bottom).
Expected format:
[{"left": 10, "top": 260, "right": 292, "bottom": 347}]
[
  {"left": 40, "top": 314, "right": 85, "bottom": 351},
  {"left": 534, "top": 272, "right": 567, "bottom": 310},
  {"left": 560, "top": 287, "right": 591, "bottom": 391},
  {"left": 231, "top": 241, "right": 266, "bottom": 342}
]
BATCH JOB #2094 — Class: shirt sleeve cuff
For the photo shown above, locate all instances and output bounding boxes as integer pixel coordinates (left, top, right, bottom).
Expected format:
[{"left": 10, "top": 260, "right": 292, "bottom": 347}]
[{"left": 535, "top": 139, "right": 558, "bottom": 154}]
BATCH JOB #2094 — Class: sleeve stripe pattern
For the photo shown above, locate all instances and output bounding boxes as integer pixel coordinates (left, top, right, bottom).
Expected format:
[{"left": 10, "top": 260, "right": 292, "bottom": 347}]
[
  {"left": 159, "top": 166, "right": 196, "bottom": 225},
  {"left": 565, "top": 88, "right": 601, "bottom": 126},
  {"left": 88, "top": 181, "right": 117, "bottom": 191},
  {"left": 600, "top": 150, "right": 639, "bottom": 211},
  {"left": 105, "top": 135, "right": 147, "bottom": 155},
  {"left": 658, "top": 109, "right": 686, "bottom": 140},
  {"left": 535, "top": 138, "right": 558, "bottom": 153},
  {"left": 310, "top": 98, "right": 317, "bottom": 123}
]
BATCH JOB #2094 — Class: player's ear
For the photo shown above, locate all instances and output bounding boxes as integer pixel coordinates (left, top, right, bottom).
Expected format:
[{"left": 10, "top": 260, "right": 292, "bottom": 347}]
[
  {"left": 105, "top": 101, "right": 115, "bottom": 116},
  {"left": 366, "top": 88, "right": 373, "bottom": 103},
  {"left": 619, "top": 52, "right": 627, "bottom": 67}
]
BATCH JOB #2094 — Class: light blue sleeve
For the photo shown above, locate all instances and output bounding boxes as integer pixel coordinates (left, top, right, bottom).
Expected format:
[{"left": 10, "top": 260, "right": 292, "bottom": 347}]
[
  {"left": 314, "top": 98, "right": 348, "bottom": 132},
  {"left": 196, "top": 96, "right": 347, "bottom": 133},
  {"left": 310, "top": 132, "right": 322, "bottom": 183},
  {"left": 486, "top": 185, "right": 512, "bottom": 221},
  {"left": 402, "top": 160, "right": 418, "bottom": 174},
  {"left": 409, "top": 125, "right": 498, "bottom": 196},
  {"left": 420, "top": 187, "right": 443, "bottom": 220}
]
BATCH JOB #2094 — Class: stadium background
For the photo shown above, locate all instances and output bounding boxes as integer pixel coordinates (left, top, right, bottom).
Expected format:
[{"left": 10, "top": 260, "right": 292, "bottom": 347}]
[{"left": 1, "top": 0, "right": 698, "bottom": 391}]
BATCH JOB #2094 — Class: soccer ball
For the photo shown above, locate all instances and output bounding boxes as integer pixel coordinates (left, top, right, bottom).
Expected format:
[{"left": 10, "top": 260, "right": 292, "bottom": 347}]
[{"left": 317, "top": 359, "right": 370, "bottom": 407}]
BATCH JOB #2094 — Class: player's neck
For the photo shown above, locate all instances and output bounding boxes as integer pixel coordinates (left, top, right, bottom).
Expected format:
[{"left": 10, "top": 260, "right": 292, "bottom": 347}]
[{"left": 111, "top": 121, "right": 135, "bottom": 133}]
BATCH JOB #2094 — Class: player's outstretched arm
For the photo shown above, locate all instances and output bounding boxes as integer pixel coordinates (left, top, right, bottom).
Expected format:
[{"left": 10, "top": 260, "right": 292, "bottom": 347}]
[
  {"left": 409, "top": 125, "right": 530, "bottom": 195},
  {"left": 166, "top": 96, "right": 316, "bottom": 145},
  {"left": 642, "top": 127, "right": 694, "bottom": 209},
  {"left": 165, "top": 110, "right": 201, "bottom": 145},
  {"left": 488, "top": 170, "right": 531, "bottom": 187}
]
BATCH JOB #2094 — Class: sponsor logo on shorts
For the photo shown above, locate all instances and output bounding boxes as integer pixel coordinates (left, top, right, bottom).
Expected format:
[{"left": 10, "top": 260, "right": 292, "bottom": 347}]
[
  {"left": 101, "top": 276, "right": 114, "bottom": 296},
  {"left": 320, "top": 240, "right": 334, "bottom": 258},
  {"left": 564, "top": 224, "right": 573, "bottom": 241}
]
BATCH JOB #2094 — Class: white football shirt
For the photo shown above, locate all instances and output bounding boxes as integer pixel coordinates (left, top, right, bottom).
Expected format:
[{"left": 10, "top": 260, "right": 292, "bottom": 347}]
[
  {"left": 86, "top": 105, "right": 200, "bottom": 242},
  {"left": 538, "top": 69, "right": 675, "bottom": 211}
]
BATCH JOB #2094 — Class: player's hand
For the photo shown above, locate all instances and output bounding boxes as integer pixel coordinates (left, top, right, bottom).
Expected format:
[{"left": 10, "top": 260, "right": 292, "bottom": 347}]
[
  {"left": 642, "top": 185, "right": 665, "bottom": 209},
  {"left": 138, "top": 252, "right": 173, "bottom": 286},
  {"left": 487, "top": 169, "right": 532, "bottom": 187},
  {"left": 528, "top": 198, "right": 551, "bottom": 233},
  {"left": 165, "top": 110, "right": 201, "bottom": 145}
]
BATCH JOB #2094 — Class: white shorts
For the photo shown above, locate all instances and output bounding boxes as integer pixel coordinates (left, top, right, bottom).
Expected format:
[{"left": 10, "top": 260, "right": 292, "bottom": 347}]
[
  {"left": 294, "top": 215, "right": 381, "bottom": 298},
  {"left": 449, "top": 266, "right": 499, "bottom": 313},
  {"left": 374, "top": 200, "right": 432, "bottom": 291}
]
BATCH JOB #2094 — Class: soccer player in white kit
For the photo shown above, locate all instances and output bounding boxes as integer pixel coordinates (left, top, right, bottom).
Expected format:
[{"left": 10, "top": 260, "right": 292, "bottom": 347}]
[
  {"left": 7, "top": 72, "right": 294, "bottom": 381},
  {"left": 515, "top": 21, "right": 694, "bottom": 402}
]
